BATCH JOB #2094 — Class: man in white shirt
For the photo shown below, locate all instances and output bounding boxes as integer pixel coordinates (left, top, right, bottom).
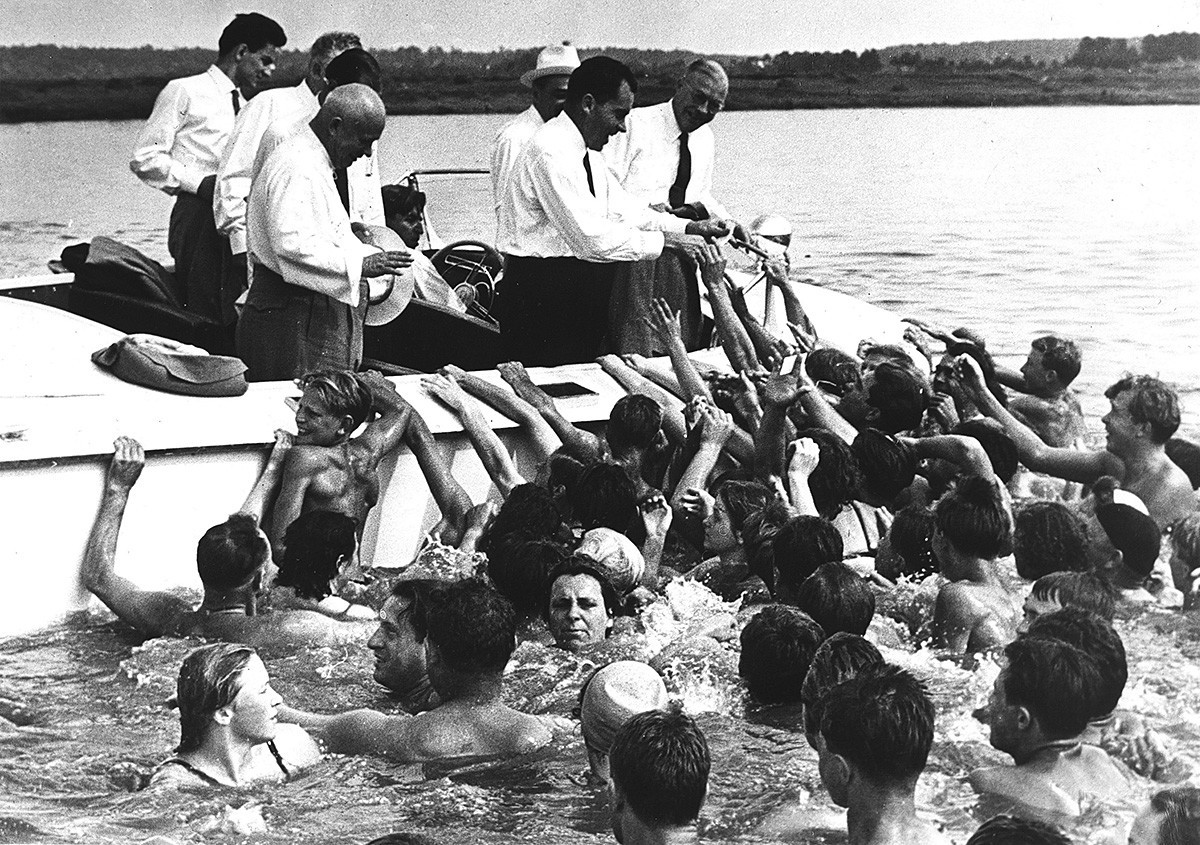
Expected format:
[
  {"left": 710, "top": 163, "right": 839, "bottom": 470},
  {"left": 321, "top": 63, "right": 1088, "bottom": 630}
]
[
  {"left": 603, "top": 59, "right": 743, "bottom": 355},
  {"left": 236, "top": 85, "right": 412, "bottom": 382},
  {"left": 214, "top": 31, "right": 362, "bottom": 325},
  {"left": 498, "top": 57, "right": 728, "bottom": 366},
  {"left": 489, "top": 43, "right": 579, "bottom": 233},
  {"left": 130, "top": 13, "right": 286, "bottom": 333}
]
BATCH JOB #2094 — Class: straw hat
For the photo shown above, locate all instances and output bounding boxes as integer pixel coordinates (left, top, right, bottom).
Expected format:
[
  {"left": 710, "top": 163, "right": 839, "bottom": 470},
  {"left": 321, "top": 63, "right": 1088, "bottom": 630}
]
[
  {"left": 358, "top": 224, "right": 416, "bottom": 326},
  {"left": 580, "top": 661, "right": 668, "bottom": 753},
  {"left": 520, "top": 43, "right": 581, "bottom": 87}
]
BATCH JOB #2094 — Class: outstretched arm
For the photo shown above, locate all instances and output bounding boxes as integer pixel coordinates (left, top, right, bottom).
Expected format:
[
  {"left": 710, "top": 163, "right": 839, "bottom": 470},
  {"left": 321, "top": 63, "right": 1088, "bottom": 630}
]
[
  {"left": 698, "top": 245, "right": 757, "bottom": 372},
  {"left": 644, "top": 297, "right": 714, "bottom": 404},
  {"left": 728, "top": 283, "right": 795, "bottom": 372},
  {"left": 498, "top": 361, "right": 604, "bottom": 460},
  {"left": 81, "top": 438, "right": 192, "bottom": 637},
  {"left": 442, "top": 364, "right": 561, "bottom": 462},
  {"left": 785, "top": 437, "right": 821, "bottom": 516},
  {"left": 240, "top": 429, "right": 293, "bottom": 523},
  {"left": 669, "top": 402, "right": 734, "bottom": 511},
  {"left": 269, "top": 447, "right": 317, "bottom": 563},
  {"left": 956, "top": 354, "right": 1117, "bottom": 483},
  {"left": 899, "top": 433, "right": 997, "bottom": 482},
  {"left": 402, "top": 401, "right": 476, "bottom": 538},
  {"left": 753, "top": 367, "right": 801, "bottom": 480},
  {"left": 353, "top": 371, "right": 415, "bottom": 466},
  {"left": 596, "top": 354, "right": 689, "bottom": 447},
  {"left": 793, "top": 365, "right": 859, "bottom": 445},
  {"left": 279, "top": 705, "right": 419, "bottom": 760},
  {"left": 423, "top": 372, "right": 525, "bottom": 498}
]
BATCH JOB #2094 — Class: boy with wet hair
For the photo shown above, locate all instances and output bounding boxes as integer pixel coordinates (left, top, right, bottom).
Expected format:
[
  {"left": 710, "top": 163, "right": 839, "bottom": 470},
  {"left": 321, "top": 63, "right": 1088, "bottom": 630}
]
[
  {"left": 970, "top": 636, "right": 1128, "bottom": 816},
  {"left": 952, "top": 420, "right": 1019, "bottom": 484},
  {"left": 1130, "top": 786, "right": 1200, "bottom": 845},
  {"left": 964, "top": 815, "right": 1071, "bottom": 845},
  {"left": 877, "top": 505, "right": 939, "bottom": 582},
  {"left": 606, "top": 394, "right": 671, "bottom": 498},
  {"left": 608, "top": 702, "right": 710, "bottom": 845},
  {"left": 771, "top": 515, "right": 844, "bottom": 603},
  {"left": 569, "top": 461, "right": 638, "bottom": 533},
  {"left": 795, "top": 562, "right": 875, "bottom": 636},
  {"left": 739, "top": 605, "right": 826, "bottom": 705},
  {"left": 1013, "top": 500, "right": 1091, "bottom": 581},
  {"left": 993, "top": 335, "right": 1086, "bottom": 449},
  {"left": 1024, "top": 608, "right": 1127, "bottom": 724},
  {"left": 800, "top": 632, "right": 884, "bottom": 745},
  {"left": 932, "top": 476, "right": 1017, "bottom": 656},
  {"left": 273, "top": 509, "right": 374, "bottom": 620},
  {"left": 1021, "top": 571, "right": 1116, "bottom": 631},
  {"left": 852, "top": 428, "right": 918, "bottom": 507},
  {"left": 816, "top": 664, "right": 948, "bottom": 845}
]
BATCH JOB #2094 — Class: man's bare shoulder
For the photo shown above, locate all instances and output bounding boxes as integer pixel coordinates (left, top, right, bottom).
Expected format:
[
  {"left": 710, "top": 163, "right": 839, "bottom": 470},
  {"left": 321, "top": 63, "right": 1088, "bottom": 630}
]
[
  {"left": 287, "top": 444, "right": 334, "bottom": 470},
  {"left": 200, "top": 609, "right": 370, "bottom": 649}
]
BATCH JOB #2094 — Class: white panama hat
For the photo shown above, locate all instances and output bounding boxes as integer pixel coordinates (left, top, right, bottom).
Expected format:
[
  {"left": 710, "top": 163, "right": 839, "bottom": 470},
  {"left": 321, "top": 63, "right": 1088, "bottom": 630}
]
[
  {"left": 358, "top": 225, "right": 416, "bottom": 326},
  {"left": 520, "top": 43, "right": 581, "bottom": 87}
]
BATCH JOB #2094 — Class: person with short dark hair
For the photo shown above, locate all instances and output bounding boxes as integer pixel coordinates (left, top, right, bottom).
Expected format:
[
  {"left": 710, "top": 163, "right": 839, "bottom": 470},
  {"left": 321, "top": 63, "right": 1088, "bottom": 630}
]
[
  {"left": 497, "top": 55, "right": 727, "bottom": 366},
  {"left": 281, "top": 579, "right": 568, "bottom": 761},
  {"left": 932, "top": 476, "right": 1017, "bottom": 657},
  {"left": 877, "top": 505, "right": 939, "bottom": 582},
  {"left": 964, "top": 815, "right": 1071, "bottom": 845},
  {"left": 1022, "top": 571, "right": 1116, "bottom": 630},
  {"left": 1025, "top": 608, "right": 1127, "bottom": 724},
  {"left": 991, "top": 335, "right": 1087, "bottom": 450},
  {"left": 951, "top": 420, "right": 1019, "bottom": 484},
  {"left": 1013, "top": 500, "right": 1090, "bottom": 581},
  {"left": 795, "top": 562, "right": 876, "bottom": 636},
  {"left": 852, "top": 428, "right": 918, "bottom": 507},
  {"left": 800, "top": 633, "right": 884, "bottom": 743},
  {"left": 738, "top": 605, "right": 826, "bottom": 705},
  {"left": 570, "top": 461, "right": 638, "bottom": 532},
  {"left": 970, "top": 636, "right": 1128, "bottom": 816},
  {"left": 1130, "top": 786, "right": 1200, "bottom": 845},
  {"left": 131, "top": 13, "right": 287, "bottom": 324},
  {"left": 771, "top": 515, "right": 844, "bottom": 603},
  {"left": 816, "top": 665, "right": 947, "bottom": 845},
  {"left": 608, "top": 703, "right": 710, "bottom": 844},
  {"left": 272, "top": 509, "right": 375, "bottom": 620},
  {"left": 544, "top": 556, "right": 620, "bottom": 652}
]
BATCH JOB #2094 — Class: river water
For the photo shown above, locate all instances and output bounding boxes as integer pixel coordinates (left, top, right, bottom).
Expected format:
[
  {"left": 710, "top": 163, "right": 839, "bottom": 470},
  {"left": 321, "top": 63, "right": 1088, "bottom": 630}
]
[{"left": 1, "top": 106, "right": 1199, "bottom": 844}]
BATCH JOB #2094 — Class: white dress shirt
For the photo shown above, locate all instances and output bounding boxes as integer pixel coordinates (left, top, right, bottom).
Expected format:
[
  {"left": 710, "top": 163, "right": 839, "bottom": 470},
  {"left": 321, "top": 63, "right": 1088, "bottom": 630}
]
[
  {"left": 603, "top": 100, "right": 730, "bottom": 221},
  {"left": 499, "top": 112, "right": 687, "bottom": 262},
  {"left": 247, "top": 125, "right": 377, "bottom": 307},
  {"left": 214, "top": 81, "right": 317, "bottom": 255},
  {"left": 130, "top": 65, "right": 243, "bottom": 196},
  {"left": 489, "top": 105, "right": 544, "bottom": 222}
]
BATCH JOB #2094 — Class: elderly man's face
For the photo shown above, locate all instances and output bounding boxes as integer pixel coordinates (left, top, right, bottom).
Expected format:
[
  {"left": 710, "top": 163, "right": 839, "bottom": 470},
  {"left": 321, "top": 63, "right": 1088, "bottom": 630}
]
[
  {"left": 672, "top": 70, "right": 727, "bottom": 134},
  {"left": 328, "top": 114, "right": 383, "bottom": 170},
  {"left": 532, "top": 74, "right": 571, "bottom": 121}
]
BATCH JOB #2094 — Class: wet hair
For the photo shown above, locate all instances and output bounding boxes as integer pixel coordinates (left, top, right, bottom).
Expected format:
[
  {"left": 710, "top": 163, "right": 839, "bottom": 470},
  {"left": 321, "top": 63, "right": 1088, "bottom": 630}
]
[
  {"left": 1167, "top": 438, "right": 1200, "bottom": 490},
  {"left": 805, "top": 347, "right": 861, "bottom": 397},
  {"left": 738, "top": 605, "right": 826, "bottom": 704},
  {"left": 801, "top": 633, "right": 883, "bottom": 737},
  {"left": 934, "top": 476, "right": 1013, "bottom": 560},
  {"left": 609, "top": 702, "right": 709, "bottom": 827},
  {"left": 794, "top": 563, "right": 875, "bottom": 636},
  {"left": 713, "top": 479, "right": 774, "bottom": 538},
  {"left": 743, "top": 499, "right": 794, "bottom": 594},
  {"left": 1013, "top": 500, "right": 1090, "bottom": 580},
  {"left": 566, "top": 56, "right": 638, "bottom": 108},
  {"left": 488, "top": 536, "right": 569, "bottom": 617},
  {"left": 1031, "top": 335, "right": 1082, "bottom": 387},
  {"left": 1149, "top": 786, "right": 1200, "bottom": 845},
  {"left": 862, "top": 343, "right": 913, "bottom": 368},
  {"left": 196, "top": 513, "right": 268, "bottom": 591},
  {"left": 1171, "top": 513, "right": 1200, "bottom": 573},
  {"left": 174, "top": 643, "right": 257, "bottom": 754},
  {"left": 865, "top": 360, "right": 927, "bottom": 433},
  {"left": 952, "top": 420, "right": 1018, "bottom": 483},
  {"left": 607, "top": 395, "right": 663, "bottom": 453},
  {"left": 851, "top": 428, "right": 917, "bottom": 502},
  {"left": 381, "top": 183, "right": 427, "bottom": 220},
  {"left": 965, "top": 815, "right": 1072, "bottom": 845},
  {"left": 324, "top": 47, "right": 382, "bottom": 92},
  {"left": 1030, "top": 572, "right": 1116, "bottom": 622},
  {"left": 1025, "top": 608, "right": 1127, "bottom": 719},
  {"left": 543, "top": 556, "right": 620, "bottom": 626},
  {"left": 310, "top": 31, "right": 361, "bottom": 60},
  {"left": 771, "top": 515, "right": 844, "bottom": 596},
  {"left": 276, "top": 510, "right": 357, "bottom": 601},
  {"left": 218, "top": 13, "right": 286, "bottom": 56},
  {"left": 1001, "top": 636, "right": 1102, "bottom": 740},
  {"left": 482, "top": 483, "right": 564, "bottom": 550},
  {"left": 1105, "top": 375, "right": 1181, "bottom": 444},
  {"left": 569, "top": 462, "right": 637, "bottom": 532},
  {"left": 819, "top": 664, "right": 935, "bottom": 782},
  {"left": 422, "top": 579, "right": 516, "bottom": 674},
  {"left": 297, "top": 370, "right": 373, "bottom": 431},
  {"left": 1096, "top": 502, "right": 1161, "bottom": 578},
  {"left": 793, "top": 428, "right": 861, "bottom": 520},
  {"left": 883, "top": 505, "right": 938, "bottom": 581}
]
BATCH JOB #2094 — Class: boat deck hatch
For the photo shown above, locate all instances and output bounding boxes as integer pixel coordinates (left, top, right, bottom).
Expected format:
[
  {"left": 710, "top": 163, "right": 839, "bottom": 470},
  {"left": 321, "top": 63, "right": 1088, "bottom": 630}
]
[{"left": 539, "top": 381, "right": 597, "bottom": 399}]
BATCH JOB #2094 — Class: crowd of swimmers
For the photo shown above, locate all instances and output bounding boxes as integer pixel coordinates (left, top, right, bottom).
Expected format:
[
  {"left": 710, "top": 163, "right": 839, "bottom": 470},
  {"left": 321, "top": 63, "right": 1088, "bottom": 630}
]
[{"left": 76, "top": 282, "right": 1200, "bottom": 844}]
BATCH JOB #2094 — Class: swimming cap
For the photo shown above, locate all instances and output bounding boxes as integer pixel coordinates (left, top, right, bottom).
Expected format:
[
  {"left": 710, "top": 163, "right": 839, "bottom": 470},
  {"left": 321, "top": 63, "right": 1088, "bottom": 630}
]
[
  {"left": 1095, "top": 502, "right": 1160, "bottom": 577},
  {"left": 576, "top": 528, "right": 645, "bottom": 594},
  {"left": 580, "top": 661, "right": 668, "bottom": 754}
]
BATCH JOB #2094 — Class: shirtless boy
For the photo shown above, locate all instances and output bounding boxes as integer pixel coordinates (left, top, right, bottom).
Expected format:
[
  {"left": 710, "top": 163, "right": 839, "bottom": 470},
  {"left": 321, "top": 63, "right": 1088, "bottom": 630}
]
[{"left": 994, "top": 336, "right": 1086, "bottom": 449}]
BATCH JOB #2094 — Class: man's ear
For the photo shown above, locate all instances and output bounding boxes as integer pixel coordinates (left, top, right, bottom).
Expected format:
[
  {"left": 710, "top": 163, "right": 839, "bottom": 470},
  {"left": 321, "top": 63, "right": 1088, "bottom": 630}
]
[
  {"left": 232, "top": 43, "right": 250, "bottom": 62},
  {"left": 341, "top": 414, "right": 355, "bottom": 435},
  {"left": 580, "top": 93, "right": 596, "bottom": 116},
  {"left": 1015, "top": 705, "right": 1033, "bottom": 732},
  {"left": 827, "top": 751, "right": 852, "bottom": 792}
]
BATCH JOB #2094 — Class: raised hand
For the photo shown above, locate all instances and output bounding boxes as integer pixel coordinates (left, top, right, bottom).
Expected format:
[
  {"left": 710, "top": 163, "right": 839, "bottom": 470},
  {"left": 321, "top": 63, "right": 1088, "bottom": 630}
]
[
  {"left": 697, "top": 402, "right": 735, "bottom": 447},
  {"left": 759, "top": 363, "right": 801, "bottom": 409},
  {"left": 639, "top": 492, "right": 673, "bottom": 539},
  {"left": 787, "top": 437, "right": 821, "bottom": 479},
  {"left": 644, "top": 297, "right": 683, "bottom": 345},
  {"left": 107, "top": 436, "right": 145, "bottom": 491},
  {"left": 677, "top": 486, "right": 715, "bottom": 520},
  {"left": 422, "top": 372, "right": 469, "bottom": 414}
]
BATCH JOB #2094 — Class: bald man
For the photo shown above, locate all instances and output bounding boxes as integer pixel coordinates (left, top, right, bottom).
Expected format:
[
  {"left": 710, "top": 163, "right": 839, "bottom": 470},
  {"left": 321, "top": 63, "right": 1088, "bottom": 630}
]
[
  {"left": 236, "top": 84, "right": 411, "bottom": 381},
  {"left": 604, "top": 58, "right": 743, "bottom": 355}
]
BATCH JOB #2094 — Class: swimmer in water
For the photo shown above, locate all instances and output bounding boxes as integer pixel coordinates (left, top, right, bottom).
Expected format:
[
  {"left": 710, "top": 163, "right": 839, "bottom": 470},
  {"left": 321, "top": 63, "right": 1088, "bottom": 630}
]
[
  {"left": 82, "top": 435, "right": 370, "bottom": 647},
  {"left": 149, "top": 643, "right": 320, "bottom": 789},
  {"left": 543, "top": 557, "right": 619, "bottom": 653}
]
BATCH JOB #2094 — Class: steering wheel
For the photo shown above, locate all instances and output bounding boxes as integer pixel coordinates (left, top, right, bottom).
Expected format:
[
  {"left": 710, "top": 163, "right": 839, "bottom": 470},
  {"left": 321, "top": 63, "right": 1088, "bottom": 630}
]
[{"left": 429, "top": 240, "right": 504, "bottom": 311}]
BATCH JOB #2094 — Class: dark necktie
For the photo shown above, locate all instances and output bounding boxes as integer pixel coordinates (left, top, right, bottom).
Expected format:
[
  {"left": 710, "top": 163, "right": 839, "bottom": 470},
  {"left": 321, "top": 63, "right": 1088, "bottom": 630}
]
[
  {"left": 583, "top": 153, "right": 595, "bottom": 196},
  {"left": 335, "top": 167, "right": 351, "bottom": 213},
  {"left": 231, "top": 89, "right": 241, "bottom": 116},
  {"left": 668, "top": 131, "right": 691, "bottom": 209}
]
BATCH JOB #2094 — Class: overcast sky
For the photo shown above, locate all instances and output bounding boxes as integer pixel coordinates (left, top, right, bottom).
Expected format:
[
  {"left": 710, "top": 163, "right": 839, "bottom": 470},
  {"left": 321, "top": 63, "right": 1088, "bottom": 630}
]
[{"left": 3, "top": 0, "right": 1199, "bottom": 54}]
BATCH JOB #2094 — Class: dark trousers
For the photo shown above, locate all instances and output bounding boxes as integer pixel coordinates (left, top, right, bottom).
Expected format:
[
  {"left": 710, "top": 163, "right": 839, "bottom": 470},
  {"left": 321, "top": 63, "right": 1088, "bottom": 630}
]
[
  {"left": 608, "top": 247, "right": 703, "bottom": 355},
  {"left": 497, "top": 255, "right": 618, "bottom": 367},
  {"left": 169, "top": 192, "right": 234, "bottom": 325},
  {"left": 236, "top": 264, "right": 368, "bottom": 382}
]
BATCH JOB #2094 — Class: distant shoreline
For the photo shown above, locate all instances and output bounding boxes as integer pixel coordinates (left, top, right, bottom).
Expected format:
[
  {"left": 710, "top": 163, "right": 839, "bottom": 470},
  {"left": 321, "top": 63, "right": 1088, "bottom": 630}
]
[{"left": 3, "top": 65, "right": 1198, "bottom": 123}]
